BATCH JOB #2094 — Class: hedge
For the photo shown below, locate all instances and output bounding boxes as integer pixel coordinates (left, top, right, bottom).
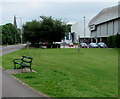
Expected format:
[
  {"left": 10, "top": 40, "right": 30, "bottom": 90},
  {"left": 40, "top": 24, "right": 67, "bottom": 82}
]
[{"left": 107, "top": 34, "right": 120, "bottom": 48}]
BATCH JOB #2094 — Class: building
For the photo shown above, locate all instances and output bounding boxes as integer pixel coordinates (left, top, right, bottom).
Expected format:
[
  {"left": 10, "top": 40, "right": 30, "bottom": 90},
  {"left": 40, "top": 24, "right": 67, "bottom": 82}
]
[
  {"left": 13, "top": 15, "right": 17, "bottom": 29},
  {"left": 71, "top": 21, "right": 90, "bottom": 43},
  {"left": 89, "top": 5, "right": 120, "bottom": 43}
]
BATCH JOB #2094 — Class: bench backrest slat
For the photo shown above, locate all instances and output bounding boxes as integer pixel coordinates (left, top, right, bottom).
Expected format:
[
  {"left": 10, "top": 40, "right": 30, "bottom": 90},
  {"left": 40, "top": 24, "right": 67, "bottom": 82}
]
[
  {"left": 22, "top": 56, "right": 33, "bottom": 63},
  {"left": 22, "top": 56, "right": 33, "bottom": 59}
]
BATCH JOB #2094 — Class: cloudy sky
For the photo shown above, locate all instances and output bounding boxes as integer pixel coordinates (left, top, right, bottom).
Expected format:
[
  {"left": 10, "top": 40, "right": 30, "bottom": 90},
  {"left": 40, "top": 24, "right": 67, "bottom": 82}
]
[{"left": 0, "top": 0, "right": 119, "bottom": 29}]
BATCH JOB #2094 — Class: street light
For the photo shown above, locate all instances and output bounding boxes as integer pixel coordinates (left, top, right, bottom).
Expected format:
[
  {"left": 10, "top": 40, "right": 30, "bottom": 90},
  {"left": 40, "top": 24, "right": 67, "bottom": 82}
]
[
  {"left": 83, "top": 16, "right": 86, "bottom": 43},
  {"left": 78, "top": 35, "right": 80, "bottom": 52}
]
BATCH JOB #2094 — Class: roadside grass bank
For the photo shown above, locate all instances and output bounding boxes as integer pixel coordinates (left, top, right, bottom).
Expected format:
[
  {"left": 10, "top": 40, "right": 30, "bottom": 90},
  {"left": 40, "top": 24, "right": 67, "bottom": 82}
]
[{"left": 2, "top": 48, "right": 118, "bottom": 97}]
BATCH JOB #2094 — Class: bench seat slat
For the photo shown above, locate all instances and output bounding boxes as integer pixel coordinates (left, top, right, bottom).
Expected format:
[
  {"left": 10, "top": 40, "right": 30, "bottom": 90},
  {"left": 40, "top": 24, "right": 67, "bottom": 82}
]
[
  {"left": 14, "top": 62, "right": 21, "bottom": 64},
  {"left": 20, "top": 63, "right": 30, "bottom": 67}
]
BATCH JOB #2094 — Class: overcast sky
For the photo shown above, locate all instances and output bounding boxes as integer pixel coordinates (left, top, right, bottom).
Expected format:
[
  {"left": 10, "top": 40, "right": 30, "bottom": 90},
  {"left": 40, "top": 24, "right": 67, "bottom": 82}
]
[{"left": 0, "top": 1, "right": 119, "bottom": 28}]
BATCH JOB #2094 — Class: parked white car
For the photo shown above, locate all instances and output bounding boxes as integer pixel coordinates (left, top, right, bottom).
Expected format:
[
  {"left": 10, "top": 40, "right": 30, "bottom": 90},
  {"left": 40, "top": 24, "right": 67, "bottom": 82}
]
[
  {"left": 98, "top": 42, "right": 107, "bottom": 48},
  {"left": 89, "top": 43, "right": 99, "bottom": 48}
]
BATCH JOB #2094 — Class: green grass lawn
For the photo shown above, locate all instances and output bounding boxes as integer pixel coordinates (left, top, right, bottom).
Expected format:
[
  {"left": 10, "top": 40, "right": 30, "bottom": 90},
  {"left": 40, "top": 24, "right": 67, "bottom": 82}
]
[{"left": 2, "top": 48, "right": 118, "bottom": 97}]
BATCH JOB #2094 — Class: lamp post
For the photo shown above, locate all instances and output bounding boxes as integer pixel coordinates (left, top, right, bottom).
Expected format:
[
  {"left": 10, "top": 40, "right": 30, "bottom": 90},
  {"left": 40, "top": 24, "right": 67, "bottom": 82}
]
[
  {"left": 83, "top": 16, "right": 86, "bottom": 43},
  {"left": 78, "top": 35, "right": 80, "bottom": 52}
]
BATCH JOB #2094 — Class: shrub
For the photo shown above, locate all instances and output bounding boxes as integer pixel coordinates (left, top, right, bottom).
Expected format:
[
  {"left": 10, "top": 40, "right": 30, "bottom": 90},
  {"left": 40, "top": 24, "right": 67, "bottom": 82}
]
[
  {"left": 46, "top": 44, "right": 60, "bottom": 48},
  {"left": 107, "top": 34, "right": 120, "bottom": 48},
  {"left": 115, "top": 33, "right": 120, "bottom": 48}
]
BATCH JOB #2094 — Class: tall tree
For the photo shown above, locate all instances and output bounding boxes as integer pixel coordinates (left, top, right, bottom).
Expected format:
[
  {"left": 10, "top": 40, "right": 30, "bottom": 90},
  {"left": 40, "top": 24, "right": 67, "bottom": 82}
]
[
  {"left": 23, "top": 16, "right": 68, "bottom": 44},
  {"left": 23, "top": 20, "right": 41, "bottom": 44},
  {"left": 2, "top": 23, "right": 21, "bottom": 45}
]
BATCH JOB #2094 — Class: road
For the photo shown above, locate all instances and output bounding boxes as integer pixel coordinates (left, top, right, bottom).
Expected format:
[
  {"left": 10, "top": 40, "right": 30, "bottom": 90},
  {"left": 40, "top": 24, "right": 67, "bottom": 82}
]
[{"left": 0, "top": 44, "right": 50, "bottom": 98}]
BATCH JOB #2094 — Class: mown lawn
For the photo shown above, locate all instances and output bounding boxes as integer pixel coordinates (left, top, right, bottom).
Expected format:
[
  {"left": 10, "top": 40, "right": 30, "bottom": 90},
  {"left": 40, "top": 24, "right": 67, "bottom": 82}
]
[{"left": 2, "top": 48, "right": 118, "bottom": 97}]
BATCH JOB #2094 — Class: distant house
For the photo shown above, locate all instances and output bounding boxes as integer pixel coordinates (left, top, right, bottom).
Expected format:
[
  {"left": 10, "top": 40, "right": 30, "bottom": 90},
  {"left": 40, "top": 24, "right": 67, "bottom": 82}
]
[{"left": 89, "top": 5, "right": 120, "bottom": 43}]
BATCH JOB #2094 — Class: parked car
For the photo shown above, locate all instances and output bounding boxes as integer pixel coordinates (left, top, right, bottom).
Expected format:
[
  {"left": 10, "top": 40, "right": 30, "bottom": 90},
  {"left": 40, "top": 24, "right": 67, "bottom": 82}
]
[
  {"left": 68, "top": 43, "right": 74, "bottom": 47},
  {"left": 80, "top": 43, "right": 88, "bottom": 48},
  {"left": 98, "top": 42, "right": 107, "bottom": 48},
  {"left": 89, "top": 43, "right": 98, "bottom": 48}
]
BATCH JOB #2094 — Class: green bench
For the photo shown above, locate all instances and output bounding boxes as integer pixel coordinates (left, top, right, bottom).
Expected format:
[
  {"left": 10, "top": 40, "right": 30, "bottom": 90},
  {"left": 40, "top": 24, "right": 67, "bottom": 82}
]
[{"left": 13, "top": 56, "right": 33, "bottom": 72}]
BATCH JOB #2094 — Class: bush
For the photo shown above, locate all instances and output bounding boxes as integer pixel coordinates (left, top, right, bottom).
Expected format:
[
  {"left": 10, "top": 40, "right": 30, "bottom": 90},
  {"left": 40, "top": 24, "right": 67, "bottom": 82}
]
[
  {"left": 73, "top": 42, "right": 78, "bottom": 45},
  {"left": 116, "top": 33, "right": 120, "bottom": 48},
  {"left": 46, "top": 44, "right": 60, "bottom": 48},
  {"left": 107, "top": 34, "right": 120, "bottom": 48},
  {"left": 107, "top": 36, "right": 112, "bottom": 48},
  {"left": 30, "top": 43, "right": 61, "bottom": 49}
]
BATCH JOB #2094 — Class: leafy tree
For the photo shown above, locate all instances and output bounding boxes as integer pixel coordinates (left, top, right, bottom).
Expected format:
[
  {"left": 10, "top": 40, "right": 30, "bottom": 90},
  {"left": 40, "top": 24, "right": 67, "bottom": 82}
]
[
  {"left": 23, "top": 20, "right": 41, "bottom": 44},
  {"left": 23, "top": 16, "right": 68, "bottom": 44},
  {"left": 1, "top": 23, "right": 21, "bottom": 45}
]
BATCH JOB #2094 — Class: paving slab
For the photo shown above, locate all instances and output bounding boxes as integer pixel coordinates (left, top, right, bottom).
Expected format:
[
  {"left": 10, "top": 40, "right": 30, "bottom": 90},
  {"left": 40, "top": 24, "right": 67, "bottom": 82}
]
[{"left": 5, "top": 69, "right": 37, "bottom": 74}]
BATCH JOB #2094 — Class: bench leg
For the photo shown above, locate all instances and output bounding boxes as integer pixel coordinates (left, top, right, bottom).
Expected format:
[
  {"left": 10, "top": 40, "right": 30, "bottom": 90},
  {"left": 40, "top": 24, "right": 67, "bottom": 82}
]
[
  {"left": 14, "top": 63, "right": 16, "bottom": 69},
  {"left": 21, "top": 67, "right": 24, "bottom": 73},
  {"left": 30, "top": 67, "right": 32, "bottom": 72}
]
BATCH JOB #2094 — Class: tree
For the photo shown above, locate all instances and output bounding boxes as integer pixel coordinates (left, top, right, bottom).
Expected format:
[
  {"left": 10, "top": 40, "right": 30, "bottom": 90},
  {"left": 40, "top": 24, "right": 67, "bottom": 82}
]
[
  {"left": 1, "top": 23, "right": 21, "bottom": 45},
  {"left": 23, "top": 20, "right": 41, "bottom": 44},
  {"left": 23, "top": 16, "right": 68, "bottom": 44}
]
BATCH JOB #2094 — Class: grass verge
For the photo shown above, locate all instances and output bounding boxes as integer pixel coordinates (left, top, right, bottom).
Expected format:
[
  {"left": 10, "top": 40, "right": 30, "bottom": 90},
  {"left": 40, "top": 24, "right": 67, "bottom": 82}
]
[{"left": 2, "top": 48, "right": 118, "bottom": 97}]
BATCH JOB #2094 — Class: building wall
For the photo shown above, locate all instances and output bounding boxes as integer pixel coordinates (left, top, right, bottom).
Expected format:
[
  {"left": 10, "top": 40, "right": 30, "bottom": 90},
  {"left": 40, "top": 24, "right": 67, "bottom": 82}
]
[
  {"left": 97, "top": 25, "right": 101, "bottom": 37},
  {"left": 91, "top": 30, "right": 97, "bottom": 38},
  {"left": 71, "top": 22, "right": 80, "bottom": 42},
  {"left": 101, "top": 23, "right": 107, "bottom": 37},
  {"left": 71, "top": 21, "right": 90, "bottom": 42},
  {"left": 114, "top": 20, "right": 118, "bottom": 34},
  {"left": 91, "top": 19, "right": 119, "bottom": 39},
  {"left": 108, "top": 21, "right": 114, "bottom": 36}
]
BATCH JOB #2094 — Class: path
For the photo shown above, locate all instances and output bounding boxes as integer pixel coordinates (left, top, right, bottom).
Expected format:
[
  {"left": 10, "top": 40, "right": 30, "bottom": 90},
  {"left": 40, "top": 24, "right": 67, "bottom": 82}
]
[{"left": 0, "top": 44, "right": 50, "bottom": 98}]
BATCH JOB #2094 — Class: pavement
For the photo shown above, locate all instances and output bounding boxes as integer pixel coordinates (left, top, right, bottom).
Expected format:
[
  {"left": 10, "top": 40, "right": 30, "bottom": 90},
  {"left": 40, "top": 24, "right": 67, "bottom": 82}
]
[
  {"left": 0, "top": 44, "right": 50, "bottom": 99},
  {"left": 2, "top": 44, "right": 26, "bottom": 56},
  {"left": 5, "top": 69, "right": 37, "bottom": 74}
]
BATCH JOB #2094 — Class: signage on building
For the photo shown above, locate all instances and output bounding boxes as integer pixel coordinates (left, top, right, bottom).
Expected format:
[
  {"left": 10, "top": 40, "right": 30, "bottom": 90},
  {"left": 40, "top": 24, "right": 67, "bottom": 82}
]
[{"left": 89, "top": 24, "right": 96, "bottom": 31}]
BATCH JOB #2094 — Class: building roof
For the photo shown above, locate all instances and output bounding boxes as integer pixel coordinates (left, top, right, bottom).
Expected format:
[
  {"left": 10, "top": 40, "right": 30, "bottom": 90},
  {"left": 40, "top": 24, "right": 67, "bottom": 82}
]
[{"left": 89, "top": 5, "right": 119, "bottom": 26}]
